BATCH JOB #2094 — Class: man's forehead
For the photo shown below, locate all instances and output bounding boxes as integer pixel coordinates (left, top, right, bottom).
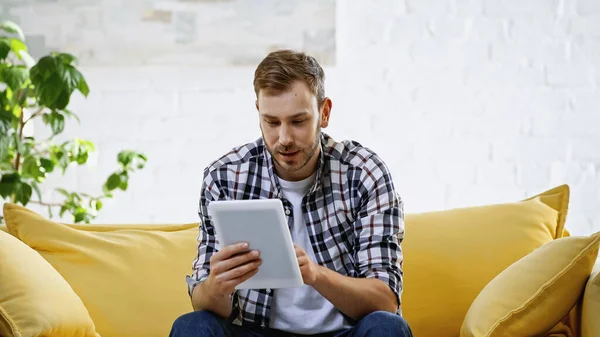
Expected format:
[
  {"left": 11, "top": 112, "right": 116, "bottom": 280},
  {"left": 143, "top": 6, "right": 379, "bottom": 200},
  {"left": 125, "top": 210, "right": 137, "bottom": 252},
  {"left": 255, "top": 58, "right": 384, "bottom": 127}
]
[{"left": 258, "top": 91, "right": 318, "bottom": 116}]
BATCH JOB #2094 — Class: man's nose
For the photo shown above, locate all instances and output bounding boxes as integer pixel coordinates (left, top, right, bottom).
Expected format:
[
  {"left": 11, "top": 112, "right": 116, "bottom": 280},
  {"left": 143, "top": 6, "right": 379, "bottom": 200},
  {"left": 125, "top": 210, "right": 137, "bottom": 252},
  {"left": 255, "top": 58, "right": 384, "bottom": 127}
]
[{"left": 279, "top": 125, "right": 293, "bottom": 146}]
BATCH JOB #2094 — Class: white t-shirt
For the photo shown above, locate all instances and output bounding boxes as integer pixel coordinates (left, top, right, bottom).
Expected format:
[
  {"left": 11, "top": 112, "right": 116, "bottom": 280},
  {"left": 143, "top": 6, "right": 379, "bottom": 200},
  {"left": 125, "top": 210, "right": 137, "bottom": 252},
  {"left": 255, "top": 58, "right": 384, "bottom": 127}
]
[{"left": 269, "top": 173, "right": 352, "bottom": 334}]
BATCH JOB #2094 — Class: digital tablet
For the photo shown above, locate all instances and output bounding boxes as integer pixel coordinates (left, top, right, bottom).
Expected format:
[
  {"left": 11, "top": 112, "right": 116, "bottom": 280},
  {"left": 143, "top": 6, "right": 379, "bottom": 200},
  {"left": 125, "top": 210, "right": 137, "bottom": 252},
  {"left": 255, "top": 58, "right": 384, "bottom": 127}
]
[{"left": 207, "top": 198, "right": 304, "bottom": 290}]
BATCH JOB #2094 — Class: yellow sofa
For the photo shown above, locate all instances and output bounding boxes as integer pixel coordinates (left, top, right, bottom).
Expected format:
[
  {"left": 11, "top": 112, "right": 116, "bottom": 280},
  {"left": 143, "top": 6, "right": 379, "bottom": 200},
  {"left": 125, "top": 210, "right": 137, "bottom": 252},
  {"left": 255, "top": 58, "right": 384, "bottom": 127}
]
[{"left": 1, "top": 184, "right": 599, "bottom": 337}]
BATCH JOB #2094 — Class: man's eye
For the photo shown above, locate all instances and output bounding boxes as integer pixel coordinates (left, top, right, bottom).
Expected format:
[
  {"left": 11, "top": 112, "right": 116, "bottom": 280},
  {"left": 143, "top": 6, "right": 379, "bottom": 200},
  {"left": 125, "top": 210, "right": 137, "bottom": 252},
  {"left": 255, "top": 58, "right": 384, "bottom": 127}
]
[
  {"left": 293, "top": 120, "right": 305, "bottom": 124},
  {"left": 265, "top": 120, "right": 278, "bottom": 125}
]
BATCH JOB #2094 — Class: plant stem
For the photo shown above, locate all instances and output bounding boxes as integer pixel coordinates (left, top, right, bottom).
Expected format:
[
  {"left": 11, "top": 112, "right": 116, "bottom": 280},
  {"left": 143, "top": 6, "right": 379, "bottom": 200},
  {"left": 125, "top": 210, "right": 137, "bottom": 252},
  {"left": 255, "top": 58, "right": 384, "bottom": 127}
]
[
  {"left": 13, "top": 106, "right": 25, "bottom": 171},
  {"left": 22, "top": 107, "right": 43, "bottom": 128},
  {"left": 27, "top": 200, "right": 63, "bottom": 207}
]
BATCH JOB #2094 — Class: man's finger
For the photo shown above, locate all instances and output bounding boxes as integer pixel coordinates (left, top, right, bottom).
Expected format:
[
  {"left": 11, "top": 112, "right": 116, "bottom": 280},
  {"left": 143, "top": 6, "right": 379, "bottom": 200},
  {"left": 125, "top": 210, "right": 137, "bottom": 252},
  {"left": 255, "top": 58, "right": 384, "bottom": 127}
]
[
  {"left": 211, "top": 250, "right": 260, "bottom": 274},
  {"left": 298, "top": 256, "right": 308, "bottom": 266},
  {"left": 216, "top": 250, "right": 260, "bottom": 274},
  {"left": 224, "top": 267, "right": 260, "bottom": 289},
  {"left": 220, "top": 242, "right": 250, "bottom": 258},
  {"left": 217, "top": 259, "right": 261, "bottom": 283}
]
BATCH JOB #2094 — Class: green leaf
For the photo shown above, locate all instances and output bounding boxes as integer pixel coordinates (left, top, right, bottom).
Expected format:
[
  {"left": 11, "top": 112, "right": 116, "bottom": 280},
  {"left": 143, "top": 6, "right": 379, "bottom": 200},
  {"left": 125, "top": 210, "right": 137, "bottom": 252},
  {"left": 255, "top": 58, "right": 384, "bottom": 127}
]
[
  {"left": 1, "top": 66, "right": 28, "bottom": 91},
  {"left": 19, "top": 50, "right": 35, "bottom": 68},
  {"left": 66, "top": 67, "right": 89, "bottom": 97},
  {"left": 0, "top": 38, "right": 10, "bottom": 60},
  {"left": 0, "top": 21, "right": 25, "bottom": 41},
  {"left": 55, "top": 188, "right": 70, "bottom": 197},
  {"left": 117, "top": 151, "right": 134, "bottom": 166},
  {"left": 12, "top": 132, "right": 23, "bottom": 154},
  {"left": 106, "top": 173, "right": 120, "bottom": 191},
  {"left": 30, "top": 181, "right": 42, "bottom": 202},
  {"left": 53, "top": 113, "right": 65, "bottom": 135},
  {"left": 59, "top": 205, "right": 67, "bottom": 217},
  {"left": 76, "top": 151, "right": 88, "bottom": 165},
  {"left": 32, "top": 56, "right": 57, "bottom": 81},
  {"left": 22, "top": 156, "right": 43, "bottom": 180},
  {"left": 9, "top": 39, "right": 27, "bottom": 58},
  {"left": 0, "top": 107, "right": 12, "bottom": 124},
  {"left": 0, "top": 110, "right": 10, "bottom": 160},
  {"left": 43, "top": 111, "right": 65, "bottom": 135},
  {"left": 79, "top": 139, "right": 95, "bottom": 152},
  {"left": 14, "top": 87, "right": 29, "bottom": 106},
  {"left": 0, "top": 173, "right": 19, "bottom": 198},
  {"left": 136, "top": 153, "right": 148, "bottom": 169},
  {"left": 55, "top": 89, "right": 70, "bottom": 110},
  {"left": 38, "top": 72, "right": 64, "bottom": 108},
  {"left": 57, "top": 53, "right": 77, "bottom": 65},
  {"left": 28, "top": 63, "right": 42, "bottom": 85},
  {"left": 95, "top": 200, "right": 103, "bottom": 211},
  {"left": 61, "top": 109, "right": 81, "bottom": 123},
  {"left": 77, "top": 76, "right": 90, "bottom": 97},
  {"left": 50, "top": 146, "right": 70, "bottom": 172},
  {"left": 40, "top": 158, "right": 55, "bottom": 173},
  {"left": 74, "top": 211, "right": 86, "bottom": 223},
  {"left": 119, "top": 173, "right": 128, "bottom": 191},
  {"left": 0, "top": 130, "right": 9, "bottom": 160},
  {"left": 14, "top": 181, "right": 32, "bottom": 205}
]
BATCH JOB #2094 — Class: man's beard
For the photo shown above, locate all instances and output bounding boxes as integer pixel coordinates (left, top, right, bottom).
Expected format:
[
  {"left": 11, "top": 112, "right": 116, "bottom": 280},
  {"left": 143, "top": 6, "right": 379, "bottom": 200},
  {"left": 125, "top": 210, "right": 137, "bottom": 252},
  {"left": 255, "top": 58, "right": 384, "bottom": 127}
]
[{"left": 264, "top": 126, "right": 321, "bottom": 173}]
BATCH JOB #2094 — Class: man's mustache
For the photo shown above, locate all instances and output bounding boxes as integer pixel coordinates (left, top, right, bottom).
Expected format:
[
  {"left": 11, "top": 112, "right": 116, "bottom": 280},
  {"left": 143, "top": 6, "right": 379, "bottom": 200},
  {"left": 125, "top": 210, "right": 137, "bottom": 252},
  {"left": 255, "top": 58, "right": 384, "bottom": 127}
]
[{"left": 276, "top": 145, "right": 300, "bottom": 153}]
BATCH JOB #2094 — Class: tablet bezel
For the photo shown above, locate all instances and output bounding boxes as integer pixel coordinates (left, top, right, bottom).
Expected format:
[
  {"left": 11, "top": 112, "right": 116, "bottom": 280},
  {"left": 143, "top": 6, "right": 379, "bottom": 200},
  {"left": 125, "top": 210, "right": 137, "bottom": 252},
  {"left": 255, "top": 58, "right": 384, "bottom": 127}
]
[{"left": 207, "top": 198, "right": 304, "bottom": 290}]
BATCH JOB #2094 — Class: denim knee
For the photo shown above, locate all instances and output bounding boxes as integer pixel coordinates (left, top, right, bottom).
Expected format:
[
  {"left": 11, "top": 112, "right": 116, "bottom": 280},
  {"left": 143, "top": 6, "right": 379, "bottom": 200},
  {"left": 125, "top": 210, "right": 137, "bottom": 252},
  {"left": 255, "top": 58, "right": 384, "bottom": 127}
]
[
  {"left": 169, "top": 310, "right": 223, "bottom": 337},
  {"left": 359, "top": 311, "right": 413, "bottom": 337}
]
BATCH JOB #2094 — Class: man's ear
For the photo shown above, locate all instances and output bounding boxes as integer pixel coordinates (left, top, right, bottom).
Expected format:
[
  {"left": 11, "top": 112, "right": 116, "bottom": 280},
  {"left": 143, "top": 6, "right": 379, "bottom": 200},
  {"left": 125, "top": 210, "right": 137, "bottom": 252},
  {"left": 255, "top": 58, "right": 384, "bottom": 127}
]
[
  {"left": 255, "top": 100, "right": 259, "bottom": 112},
  {"left": 320, "top": 98, "right": 332, "bottom": 128}
]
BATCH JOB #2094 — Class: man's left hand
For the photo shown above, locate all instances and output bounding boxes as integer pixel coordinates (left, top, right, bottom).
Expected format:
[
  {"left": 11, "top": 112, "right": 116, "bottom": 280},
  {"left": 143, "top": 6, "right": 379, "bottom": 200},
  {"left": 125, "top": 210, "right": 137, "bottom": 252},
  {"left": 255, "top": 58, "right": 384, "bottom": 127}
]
[{"left": 294, "top": 244, "right": 321, "bottom": 286}]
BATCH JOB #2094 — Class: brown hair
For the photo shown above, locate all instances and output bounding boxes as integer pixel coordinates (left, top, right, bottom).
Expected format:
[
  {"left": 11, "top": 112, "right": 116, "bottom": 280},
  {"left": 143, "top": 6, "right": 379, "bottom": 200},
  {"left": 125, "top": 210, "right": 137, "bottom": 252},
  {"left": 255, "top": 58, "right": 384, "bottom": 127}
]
[{"left": 253, "top": 49, "right": 326, "bottom": 106}]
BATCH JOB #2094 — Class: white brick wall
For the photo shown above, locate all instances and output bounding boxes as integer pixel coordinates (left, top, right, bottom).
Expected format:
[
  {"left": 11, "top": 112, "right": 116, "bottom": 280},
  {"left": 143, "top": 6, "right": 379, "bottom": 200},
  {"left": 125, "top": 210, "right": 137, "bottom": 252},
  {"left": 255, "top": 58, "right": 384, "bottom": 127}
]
[{"left": 6, "top": 0, "right": 600, "bottom": 236}]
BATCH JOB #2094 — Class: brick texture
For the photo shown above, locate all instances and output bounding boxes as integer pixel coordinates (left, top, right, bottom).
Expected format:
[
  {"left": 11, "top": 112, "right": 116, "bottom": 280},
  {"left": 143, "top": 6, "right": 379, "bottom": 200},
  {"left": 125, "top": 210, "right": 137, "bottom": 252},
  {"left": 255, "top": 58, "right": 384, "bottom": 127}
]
[{"left": 2, "top": 0, "right": 599, "bottom": 235}]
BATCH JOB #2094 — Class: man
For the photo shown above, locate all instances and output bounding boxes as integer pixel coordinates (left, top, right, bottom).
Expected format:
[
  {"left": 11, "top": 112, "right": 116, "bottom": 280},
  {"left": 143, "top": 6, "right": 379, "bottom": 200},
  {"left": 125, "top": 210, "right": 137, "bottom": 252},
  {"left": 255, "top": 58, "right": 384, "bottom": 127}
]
[{"left": 170, "top": 50, "right": 412, "bottom": 337}]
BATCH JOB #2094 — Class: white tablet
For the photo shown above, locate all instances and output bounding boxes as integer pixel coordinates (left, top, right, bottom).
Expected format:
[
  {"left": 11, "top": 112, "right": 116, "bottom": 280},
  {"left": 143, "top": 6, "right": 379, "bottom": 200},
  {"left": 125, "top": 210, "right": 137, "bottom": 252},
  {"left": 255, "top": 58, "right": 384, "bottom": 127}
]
[{"left": 207, "top": 198, "right": 304, "bottom": 290}]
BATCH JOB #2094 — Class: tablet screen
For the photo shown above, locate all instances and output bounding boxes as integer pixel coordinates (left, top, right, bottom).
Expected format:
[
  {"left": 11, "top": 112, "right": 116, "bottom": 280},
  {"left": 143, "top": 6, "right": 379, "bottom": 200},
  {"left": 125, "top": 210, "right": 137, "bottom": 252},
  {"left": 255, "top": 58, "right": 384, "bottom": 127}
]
[{"left": 209, "top": 199, "right": 303, "bottom": 290}]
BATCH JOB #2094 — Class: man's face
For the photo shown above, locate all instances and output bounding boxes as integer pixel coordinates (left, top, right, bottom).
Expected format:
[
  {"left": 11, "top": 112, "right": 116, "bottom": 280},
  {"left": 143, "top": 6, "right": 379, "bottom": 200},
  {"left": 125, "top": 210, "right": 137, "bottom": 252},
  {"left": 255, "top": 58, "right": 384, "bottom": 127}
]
[{"left": 257, "top": 80, "right": 331, "bottom": 181}]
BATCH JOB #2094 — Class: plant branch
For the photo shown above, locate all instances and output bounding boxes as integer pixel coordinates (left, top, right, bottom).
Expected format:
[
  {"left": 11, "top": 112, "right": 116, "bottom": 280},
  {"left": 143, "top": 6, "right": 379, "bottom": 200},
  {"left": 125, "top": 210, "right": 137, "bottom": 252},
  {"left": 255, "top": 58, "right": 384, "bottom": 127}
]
[
  {"left": 22, "top": 107, "right": 43, "bottom": 128},
  {"left": 27, "top": 200, "right": 64, "bottom": 207},
  {"left": 13, "top": 106, "right": 25, "bottom": 171}
]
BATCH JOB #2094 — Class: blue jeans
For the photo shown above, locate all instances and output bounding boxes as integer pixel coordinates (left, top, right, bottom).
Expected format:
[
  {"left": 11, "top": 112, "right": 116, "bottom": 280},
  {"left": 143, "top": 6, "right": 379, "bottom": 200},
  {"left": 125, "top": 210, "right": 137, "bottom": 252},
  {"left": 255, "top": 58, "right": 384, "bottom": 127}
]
[{"left": 169, "top": 310, "right": 413, "bottom": 337}]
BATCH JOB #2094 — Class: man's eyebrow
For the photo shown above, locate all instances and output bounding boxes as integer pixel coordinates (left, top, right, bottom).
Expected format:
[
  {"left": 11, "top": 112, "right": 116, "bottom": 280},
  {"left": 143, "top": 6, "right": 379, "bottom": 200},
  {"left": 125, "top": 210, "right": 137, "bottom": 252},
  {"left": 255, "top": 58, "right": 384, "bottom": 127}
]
[{"left": 262, "top": 112, "right": 311, "bottom": 119}]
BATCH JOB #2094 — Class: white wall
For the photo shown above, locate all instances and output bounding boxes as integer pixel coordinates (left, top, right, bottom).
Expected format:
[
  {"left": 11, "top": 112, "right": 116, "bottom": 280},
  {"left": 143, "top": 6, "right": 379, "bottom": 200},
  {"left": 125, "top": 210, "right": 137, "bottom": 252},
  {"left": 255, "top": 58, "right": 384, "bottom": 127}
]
[{"left": 4, "top": 0, "right": 600, "bottom": 236}]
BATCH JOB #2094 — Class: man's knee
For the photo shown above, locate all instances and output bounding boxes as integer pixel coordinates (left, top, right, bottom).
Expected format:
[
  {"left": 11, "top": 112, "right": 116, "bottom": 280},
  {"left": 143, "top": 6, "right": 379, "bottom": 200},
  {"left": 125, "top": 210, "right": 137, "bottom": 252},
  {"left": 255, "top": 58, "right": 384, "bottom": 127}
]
[
  {"left": 169, "top": 310, "right": 223, "bottom": 337},
  {"left": 359, "top": 311, "right": 413, "bottom": 336}
]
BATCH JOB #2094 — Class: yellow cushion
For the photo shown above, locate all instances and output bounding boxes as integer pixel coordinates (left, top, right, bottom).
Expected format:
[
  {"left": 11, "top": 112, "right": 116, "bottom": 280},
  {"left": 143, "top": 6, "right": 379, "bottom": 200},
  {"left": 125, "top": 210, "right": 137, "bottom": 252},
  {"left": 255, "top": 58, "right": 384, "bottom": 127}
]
[
  {"left": 544, "top": 322, "right": 573, "bottom": 337},
  {"left": 402, "top": 185, "right": 570, "bottom": 337},
  {"left": 3, "top": 203, "right": 199, "bottom": 337},
  {"left": 460, "top": 232, "right": 600, "bottom": 337},
  {"left": 0, "top": 229, "right": 99, "bottom": 337},
  {"left": 581, "top": 259, "right": 600, "bottom": 337}
]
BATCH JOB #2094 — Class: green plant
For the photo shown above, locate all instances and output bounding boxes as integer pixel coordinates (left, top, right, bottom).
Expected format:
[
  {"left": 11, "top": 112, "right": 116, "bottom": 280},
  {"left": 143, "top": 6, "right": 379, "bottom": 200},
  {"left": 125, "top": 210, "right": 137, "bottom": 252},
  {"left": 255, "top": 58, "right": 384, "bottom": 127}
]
[{"left": 0, "top": 21, "right": 146, "bottom": 223}]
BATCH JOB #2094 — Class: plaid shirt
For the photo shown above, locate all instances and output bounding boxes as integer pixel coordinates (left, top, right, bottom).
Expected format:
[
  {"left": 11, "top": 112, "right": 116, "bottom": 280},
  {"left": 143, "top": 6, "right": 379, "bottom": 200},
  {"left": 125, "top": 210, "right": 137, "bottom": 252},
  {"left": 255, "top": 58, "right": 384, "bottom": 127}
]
[{"left": 186, "top": 132, "right": 405, "bottom": 329}]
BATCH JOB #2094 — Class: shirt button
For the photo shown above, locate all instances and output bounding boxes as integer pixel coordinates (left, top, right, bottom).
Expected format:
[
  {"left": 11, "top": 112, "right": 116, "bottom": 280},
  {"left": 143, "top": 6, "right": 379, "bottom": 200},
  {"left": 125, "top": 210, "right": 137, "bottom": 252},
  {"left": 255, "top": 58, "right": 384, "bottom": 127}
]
[
  {"left": 285, "top": 208, "right": 291, "bottom": 215},
  {"left": 261, "top": 323, "right": 266, "bottom": 328},
  {"left": 266, "top": 288, "right": 272, "bottom": 294}
]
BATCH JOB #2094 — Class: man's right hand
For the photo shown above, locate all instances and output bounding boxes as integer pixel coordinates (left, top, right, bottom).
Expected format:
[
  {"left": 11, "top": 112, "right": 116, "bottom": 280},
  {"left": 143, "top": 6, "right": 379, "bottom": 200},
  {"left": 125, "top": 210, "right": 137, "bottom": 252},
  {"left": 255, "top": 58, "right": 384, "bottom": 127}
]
[{"left": 204, "top": 242, "right": 262, "bottom": 298}]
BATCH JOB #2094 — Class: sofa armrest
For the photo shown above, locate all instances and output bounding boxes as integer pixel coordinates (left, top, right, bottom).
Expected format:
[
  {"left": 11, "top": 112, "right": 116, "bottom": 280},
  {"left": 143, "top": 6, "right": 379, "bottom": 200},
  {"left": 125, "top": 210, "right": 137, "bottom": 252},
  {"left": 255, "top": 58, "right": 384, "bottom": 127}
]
[{"left": 581, "top": 257, "right": 600, "bottom": 337}]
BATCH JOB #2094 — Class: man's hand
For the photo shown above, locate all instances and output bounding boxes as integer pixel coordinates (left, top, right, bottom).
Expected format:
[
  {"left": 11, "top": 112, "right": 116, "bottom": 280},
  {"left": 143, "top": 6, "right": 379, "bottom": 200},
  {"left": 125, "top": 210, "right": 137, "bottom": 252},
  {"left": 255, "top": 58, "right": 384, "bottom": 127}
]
[
  {"left": 295, "top": 244, "right": 321, "bottom": 286},
  {"left": 205, "top": 242, "right": 262, "bottom": 298}
]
